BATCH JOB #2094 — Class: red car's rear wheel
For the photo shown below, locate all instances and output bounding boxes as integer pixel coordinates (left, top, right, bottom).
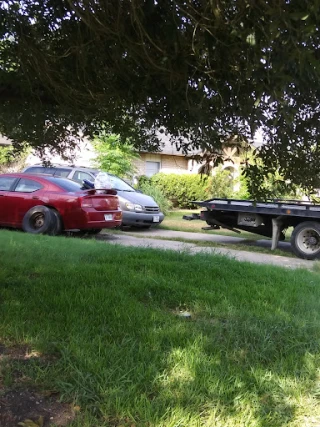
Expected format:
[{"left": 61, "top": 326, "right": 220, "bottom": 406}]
[
  {"left": 22, "top": 206, "right": 55, "bottom": 235},
  {"left": 48, "top": 209, "right": 63, "bottom": 236}
]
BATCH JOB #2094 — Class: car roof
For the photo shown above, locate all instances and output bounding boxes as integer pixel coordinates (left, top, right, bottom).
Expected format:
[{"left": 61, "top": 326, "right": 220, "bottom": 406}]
[
  {"left": 1, "top": 172, "right": 76, "bottom": 182},
  {"left": 24, "top": 164, "right": 99, "bottom": 173}
]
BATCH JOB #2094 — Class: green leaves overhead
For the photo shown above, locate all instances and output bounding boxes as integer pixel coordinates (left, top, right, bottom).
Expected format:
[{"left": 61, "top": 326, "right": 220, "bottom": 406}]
[
  {"left": 1, "top": 0, "right": 320, "bottom": 196},
  {"left": 92, "top": 131, "right": 139, "bottom": 178}
]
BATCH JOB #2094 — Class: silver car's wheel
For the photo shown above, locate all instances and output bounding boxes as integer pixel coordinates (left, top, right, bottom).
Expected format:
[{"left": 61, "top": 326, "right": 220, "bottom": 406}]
[{"left": 291, "top": 221, "right": 320, "bottom": 260}]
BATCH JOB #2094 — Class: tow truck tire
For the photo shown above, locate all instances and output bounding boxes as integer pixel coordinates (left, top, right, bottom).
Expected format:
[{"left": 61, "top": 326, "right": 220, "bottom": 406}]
[
  {"left": 22, "top": 206, "right": 55, "bottom": 235},
  {"left": 291, "top": 221, "right": 320, "bottom": 260}
]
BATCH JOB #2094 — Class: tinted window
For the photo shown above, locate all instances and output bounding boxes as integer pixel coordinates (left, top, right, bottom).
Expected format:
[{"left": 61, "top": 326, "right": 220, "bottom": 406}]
[
  {"left": 73, "top": 170, "right": 95, "bottom": 183},
  {"left": 15, "top": 178, "right": 42, "bottom": 193},
  {"left": 25, "top": 166, "right": 72, "bottom": 177},
  {"left": 45, "top": 177, "right": 83, "bottom": 192},
  {"left": 25, "top": 166, "right": 52, "bottom": 174},
  {"left": 53, "top": 168, "right": 71, "bottom": 178},
  {"left": 0, "top": 176, "right": 16, "bottom": 191}
]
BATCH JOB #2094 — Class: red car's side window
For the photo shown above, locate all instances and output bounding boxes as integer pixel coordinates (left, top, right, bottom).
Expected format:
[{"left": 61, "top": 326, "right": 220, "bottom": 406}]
[
  {"left": 14, "top": 179, "right": 43, "bottom": 193},
  {"left": 0, "top": 177, "right": 16, "bottom": 191}
]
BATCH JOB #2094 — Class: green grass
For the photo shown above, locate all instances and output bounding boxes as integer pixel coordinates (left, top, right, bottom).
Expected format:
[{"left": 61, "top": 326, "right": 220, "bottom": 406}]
[{"left": 1, "top": 230, "right": 320, "bottom": 426}]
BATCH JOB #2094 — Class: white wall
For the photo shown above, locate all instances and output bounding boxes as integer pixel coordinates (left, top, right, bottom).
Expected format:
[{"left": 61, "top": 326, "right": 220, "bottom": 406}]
[{"left": 26, "top": 138, "right": 97, "bottom": 168}]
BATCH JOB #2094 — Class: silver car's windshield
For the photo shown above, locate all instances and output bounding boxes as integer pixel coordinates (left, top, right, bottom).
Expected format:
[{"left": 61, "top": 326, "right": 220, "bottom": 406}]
[{"left": 108, "top": 175, "right": 135, "bottom": 192}]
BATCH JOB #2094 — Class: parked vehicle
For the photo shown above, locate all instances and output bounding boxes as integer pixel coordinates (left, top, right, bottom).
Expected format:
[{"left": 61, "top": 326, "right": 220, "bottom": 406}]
[
  {"left": 22, "top": 164, "right": 100, "bottom": 184},
  {"left": 22, "top": 165, "right": 165, "bottom": 228},
  {"left": 184, "top": 197, "right": 320, "bottom": 260},
  {"left": 0, "top": 173, "right": 122, "bottom": 235}
]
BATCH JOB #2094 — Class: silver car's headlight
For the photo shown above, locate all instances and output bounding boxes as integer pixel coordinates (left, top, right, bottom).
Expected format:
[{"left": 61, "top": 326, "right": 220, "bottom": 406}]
[
  {"left": 124, "top": 201, "right": 135, "bottom": 210},
  {"left": 123, "top": 201, "right": 143, "bottom": 212}
]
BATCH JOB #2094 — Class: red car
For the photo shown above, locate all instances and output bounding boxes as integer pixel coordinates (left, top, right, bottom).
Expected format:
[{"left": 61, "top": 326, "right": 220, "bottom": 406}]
[{"left": 0, "top": 173, "right": 122, "bottom": 235}]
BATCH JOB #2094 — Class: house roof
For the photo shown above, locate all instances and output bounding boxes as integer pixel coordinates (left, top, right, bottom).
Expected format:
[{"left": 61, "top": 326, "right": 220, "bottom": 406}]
[
  {"left": 0, "top": 135, "right": 11, "bottom": 146},
  {"left": 150, "top": 132, "right": 201, "bottom": 157}
]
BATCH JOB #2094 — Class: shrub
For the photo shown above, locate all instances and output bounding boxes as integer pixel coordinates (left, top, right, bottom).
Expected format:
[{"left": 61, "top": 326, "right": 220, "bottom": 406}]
[
  {"left": 206, "top": 166, "right": 235, "bottom": 199},
  {"left": 232, "top": 173, "right": 251, "bottom": 200},
  {"left": 136, "top": 175, "right": 151, "bottom": 188},
  {"left": 138, "top": 182, "right": 172, "bottom": 215},
  {"left": 150, "top": 173, "right": 210, "bottom": 209}
]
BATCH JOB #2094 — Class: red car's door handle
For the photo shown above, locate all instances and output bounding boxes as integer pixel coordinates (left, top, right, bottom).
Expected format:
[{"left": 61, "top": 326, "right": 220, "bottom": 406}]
[{"left": 32, "top": 196, "right": 39, "bottom": 200}]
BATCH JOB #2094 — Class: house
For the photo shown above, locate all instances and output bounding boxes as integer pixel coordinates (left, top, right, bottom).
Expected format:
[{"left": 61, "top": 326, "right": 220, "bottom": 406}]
[
  {"left": 0, "top": 136, "right": 11, "bottom": 146},
  {"left": 134, "top": 133, "right": 200, "bottom": 177},
  {"left": 133, "top": 133, "right": 246, "bottom": 178},
  {"left": 0, "top": 133, "right": 245, "bottom": 178}
]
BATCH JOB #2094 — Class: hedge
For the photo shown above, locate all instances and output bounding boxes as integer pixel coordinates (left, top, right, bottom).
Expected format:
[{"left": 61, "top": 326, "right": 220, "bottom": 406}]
[{"left": 149, "top": 173, "right": 211, "bottom": 209}]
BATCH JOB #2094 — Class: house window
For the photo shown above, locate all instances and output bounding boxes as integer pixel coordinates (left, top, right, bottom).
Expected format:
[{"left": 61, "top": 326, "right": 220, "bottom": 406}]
[{"left": 146, "top": 161, "right": 160, "bottom": 177}]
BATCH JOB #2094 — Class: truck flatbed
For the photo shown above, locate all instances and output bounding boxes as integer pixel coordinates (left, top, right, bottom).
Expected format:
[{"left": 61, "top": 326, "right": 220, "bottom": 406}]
[
  {"left": 194, "top": 198, "right": 320, "bottom": 218},
  {"left": 184, "top": 198, "right": 320, "bottom": 260}
]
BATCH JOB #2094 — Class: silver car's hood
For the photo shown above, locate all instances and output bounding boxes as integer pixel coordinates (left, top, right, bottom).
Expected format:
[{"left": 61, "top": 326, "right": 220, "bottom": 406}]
[{"left": 117, "top": 190, "right": 158, "bottom": 207}]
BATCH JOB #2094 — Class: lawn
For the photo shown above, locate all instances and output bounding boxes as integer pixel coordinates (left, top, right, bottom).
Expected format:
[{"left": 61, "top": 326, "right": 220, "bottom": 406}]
[{"left": 1, "top": 230, "right": 320, "bottom": 426}]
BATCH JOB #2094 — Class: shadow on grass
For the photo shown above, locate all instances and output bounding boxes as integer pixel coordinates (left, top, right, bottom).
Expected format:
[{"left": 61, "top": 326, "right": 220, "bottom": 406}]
[{"left": 0, "top": 230, "right": 319, "bottom": 426}]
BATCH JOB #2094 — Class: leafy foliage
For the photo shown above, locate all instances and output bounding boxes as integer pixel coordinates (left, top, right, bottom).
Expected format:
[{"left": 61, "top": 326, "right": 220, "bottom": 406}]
[
  {"left": 245, "top": 167, "right": 303, "bottom": 201},
  {"left": 1, "top": 1, "right": 320, "bottom": 196},
  {"left": 138, "top": 181, "right": 172, "bottom": 215},
  {"left": 207, "top": 166, "right": 235, "bottom": 200},
  {"left": 0, "top": 145, "right": 29, "bottom": 173},
  {"left": 150, "top": 173, "right": 210, "bottom": 209},
  {"left": 242, "top": 149, "right": 304, "bottom": 200},
  {"left": 92, "top": 131, "right": 139, "bottom": 178}
]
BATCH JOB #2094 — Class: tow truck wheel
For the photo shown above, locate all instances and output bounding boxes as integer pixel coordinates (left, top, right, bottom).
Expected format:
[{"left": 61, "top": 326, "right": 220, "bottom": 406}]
[{"left": 291, "top": 221, "right": 320, "bottom": 260}]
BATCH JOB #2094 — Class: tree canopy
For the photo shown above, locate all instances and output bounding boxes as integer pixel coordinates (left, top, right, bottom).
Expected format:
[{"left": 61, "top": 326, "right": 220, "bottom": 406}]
[
  {"left": 1, "top": 0, "right": 320, "bottom": 196},
  {"left": 92, "top": 131, "right": 139, "bottom": 177}
]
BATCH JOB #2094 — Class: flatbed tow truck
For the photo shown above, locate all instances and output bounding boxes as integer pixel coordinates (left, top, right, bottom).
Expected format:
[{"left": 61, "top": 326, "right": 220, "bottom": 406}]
[{"left": 184, "top": 198, "right": 320, "bottom": 260}]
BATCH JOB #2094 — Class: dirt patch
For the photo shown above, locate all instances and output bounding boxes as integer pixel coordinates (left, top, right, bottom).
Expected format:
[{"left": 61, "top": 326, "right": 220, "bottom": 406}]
[{"left": 0, "top": 343, "right": 75, "bottom": 427}]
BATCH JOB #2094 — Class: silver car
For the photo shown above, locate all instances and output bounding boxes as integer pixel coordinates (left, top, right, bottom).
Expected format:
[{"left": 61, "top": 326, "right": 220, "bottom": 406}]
[{"left": 22, "top": 165, "right": 164, "bottom": 228}]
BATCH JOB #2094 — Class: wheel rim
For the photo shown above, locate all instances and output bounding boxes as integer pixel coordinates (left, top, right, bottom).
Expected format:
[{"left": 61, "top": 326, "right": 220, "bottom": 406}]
[
  {"left": 30, "top": 212, "right": 45, "bottom": 230},
  {"left": 296, "top": 227, "right": 320, "bottom": 255}
]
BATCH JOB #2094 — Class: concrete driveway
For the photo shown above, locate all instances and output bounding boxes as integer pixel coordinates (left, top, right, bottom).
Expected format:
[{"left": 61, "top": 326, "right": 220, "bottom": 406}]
[{"left": 98, "top": 228, "right": 316, "bottom": 270}]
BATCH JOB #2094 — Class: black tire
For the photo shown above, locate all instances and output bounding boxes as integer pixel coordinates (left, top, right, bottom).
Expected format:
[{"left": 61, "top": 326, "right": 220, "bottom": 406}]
[
  {"left": 48, "top": 209, "right": 63, "bottom": 236},
  {"left": 22, "top": 206, "right": 55, "bottom": 235},
  {"left": 291, "top": 221, "right": 320, "bottom": 260}
]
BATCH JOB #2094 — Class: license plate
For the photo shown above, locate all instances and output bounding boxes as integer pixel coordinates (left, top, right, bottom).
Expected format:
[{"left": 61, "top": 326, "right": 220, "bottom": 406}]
[
  {"left": 104, "top": 214, "right": 113, "bottom": 221},
  {"left": 153, "top": 215, "right": 160, "bottom": 223}
]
